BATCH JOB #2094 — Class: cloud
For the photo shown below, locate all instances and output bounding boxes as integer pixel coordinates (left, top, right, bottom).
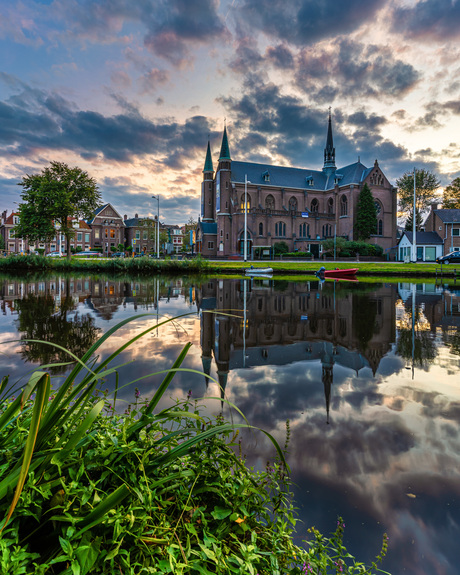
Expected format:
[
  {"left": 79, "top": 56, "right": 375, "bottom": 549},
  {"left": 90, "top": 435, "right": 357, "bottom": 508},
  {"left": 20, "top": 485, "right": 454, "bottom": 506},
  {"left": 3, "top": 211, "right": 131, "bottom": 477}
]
[
  {"left": 237, "top": 0, "right": 382, "bottom": 45},
  {"left": 0, "top": 79, "right": 213, "bottom": 167},
  {"left": 391, "top": 0, "right": 460, "bottom": 41},
  {"left": 294, "top": 40, "right": 420, "bottom": 102}
]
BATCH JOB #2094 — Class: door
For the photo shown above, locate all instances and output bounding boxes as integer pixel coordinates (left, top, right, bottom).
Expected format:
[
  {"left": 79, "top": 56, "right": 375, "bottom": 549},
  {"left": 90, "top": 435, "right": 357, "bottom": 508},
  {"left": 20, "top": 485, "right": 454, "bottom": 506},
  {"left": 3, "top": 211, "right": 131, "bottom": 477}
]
[
  {"left": 310, "top": 243, "right": 320, "bottom": 258},
  {"left": 425, "top": 247, "right": 436, "bottom": 261}
]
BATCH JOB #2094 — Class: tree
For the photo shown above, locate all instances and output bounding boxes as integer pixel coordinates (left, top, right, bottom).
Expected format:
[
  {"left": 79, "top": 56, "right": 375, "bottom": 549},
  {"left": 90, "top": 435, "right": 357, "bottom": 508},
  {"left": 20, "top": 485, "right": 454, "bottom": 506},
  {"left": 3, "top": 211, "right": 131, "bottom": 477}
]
[
  {"left": 396, "top": 169, "right": 440, "bottom": 226},
  {"left": 355, "top": 183, "right": 377, "bottom": 240},
  {"left": 0, "top": 234, "right": 4, "bottom": 251},
  {"left": 443, "top": 177, "right": 460, "bottom": 209},
  {"left": 15, "top": 161, "right": 101, "bottom": 261},
  {"left": 404, "top": 209, "right": 423, "bottom": 232}
]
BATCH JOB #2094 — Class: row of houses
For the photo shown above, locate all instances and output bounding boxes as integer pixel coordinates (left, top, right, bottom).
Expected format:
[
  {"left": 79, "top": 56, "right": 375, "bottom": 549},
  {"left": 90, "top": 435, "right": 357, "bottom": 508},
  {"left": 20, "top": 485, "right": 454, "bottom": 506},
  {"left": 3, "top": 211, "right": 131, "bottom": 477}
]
[
  {"left": 0, "top": 203, "right": 188, "bottom": 255},
  {"left": 397, "top": 203, "right": 460, "bottom": 261}
]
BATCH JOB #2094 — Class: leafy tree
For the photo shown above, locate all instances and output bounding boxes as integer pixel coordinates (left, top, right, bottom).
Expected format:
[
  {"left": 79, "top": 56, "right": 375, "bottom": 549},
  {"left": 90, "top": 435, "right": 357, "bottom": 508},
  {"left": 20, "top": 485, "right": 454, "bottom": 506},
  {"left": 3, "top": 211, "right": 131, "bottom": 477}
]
[
  {"left": 322, "top": 236, "right": 348, "bottom": 256},
  {"left": 355, "top": 183, "right": 377, "bottom": 240},
  {"left": 396, "top": 169, "right": 440, "bottom": 225},
  {"left": 117, "top": 243, "right": 125, "bottom": 252},
  {"left": 443, "top": 177, "right": 460, "bottom": 209},
  {"left": 274, "top": 241, "right": 289, "bottom": 255},
  {"left": 0, "top": 234, "right": 4, "bottom": 251},
  {"left": 15, "top": 161, "right": 101, "bottom": 261}
]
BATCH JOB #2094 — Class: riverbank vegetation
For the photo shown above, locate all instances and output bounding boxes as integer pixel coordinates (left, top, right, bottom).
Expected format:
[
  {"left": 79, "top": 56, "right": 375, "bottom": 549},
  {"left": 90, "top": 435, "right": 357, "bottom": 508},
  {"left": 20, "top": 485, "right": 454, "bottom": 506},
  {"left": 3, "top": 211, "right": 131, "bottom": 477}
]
[
  {"left": 0, "top": 253, "right": 457, "bottom": 278},
  {"left": 0, "top": 315, "right": 390, "bottom": 574}
]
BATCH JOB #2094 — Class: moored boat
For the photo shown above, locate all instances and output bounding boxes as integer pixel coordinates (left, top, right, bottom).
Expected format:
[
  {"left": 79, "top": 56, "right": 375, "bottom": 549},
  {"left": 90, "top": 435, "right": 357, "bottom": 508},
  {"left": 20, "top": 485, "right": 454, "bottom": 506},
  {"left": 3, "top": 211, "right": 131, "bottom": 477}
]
[
  {"left": 245, "top": 266, "right": 274, "bottom": 276},
  {"left": 316, "top": 266, "right": 358, "bottom": 278}
]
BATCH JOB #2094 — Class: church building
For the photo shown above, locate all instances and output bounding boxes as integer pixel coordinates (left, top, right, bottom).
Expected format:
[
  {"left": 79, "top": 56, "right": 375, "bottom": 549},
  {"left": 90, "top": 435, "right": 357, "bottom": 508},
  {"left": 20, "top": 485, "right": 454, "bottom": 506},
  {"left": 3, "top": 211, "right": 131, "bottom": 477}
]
[{"left": 195, "top": 113, "right": 397, "bottom": 258}]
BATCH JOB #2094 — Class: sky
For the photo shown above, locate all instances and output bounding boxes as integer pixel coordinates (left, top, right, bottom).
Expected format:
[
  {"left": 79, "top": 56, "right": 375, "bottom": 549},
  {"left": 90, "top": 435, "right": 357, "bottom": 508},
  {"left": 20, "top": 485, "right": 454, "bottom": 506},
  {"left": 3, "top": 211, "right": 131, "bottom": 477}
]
[{"left": 1, "top": 0, "right": 460, "bottom": 226}]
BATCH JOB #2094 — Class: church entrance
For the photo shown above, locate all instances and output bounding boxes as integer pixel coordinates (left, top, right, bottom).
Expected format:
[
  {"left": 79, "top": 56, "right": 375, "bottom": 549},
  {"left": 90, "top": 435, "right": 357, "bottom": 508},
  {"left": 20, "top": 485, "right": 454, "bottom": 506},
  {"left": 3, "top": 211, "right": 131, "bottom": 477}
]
[
  {"left": 239, "top": 232, "right": 252, "bottom": 257},
  {"left": 310, "top": 243, "right": 320, "bottom": 258}
]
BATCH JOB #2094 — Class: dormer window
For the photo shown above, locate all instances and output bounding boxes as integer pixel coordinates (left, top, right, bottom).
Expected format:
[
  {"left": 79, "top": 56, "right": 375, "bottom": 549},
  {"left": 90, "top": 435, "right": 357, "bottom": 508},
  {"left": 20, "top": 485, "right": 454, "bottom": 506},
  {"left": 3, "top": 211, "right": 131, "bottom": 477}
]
[
  {"left": 262, "top": 171, "right": 270, "bottom": 182},
  {"left": 306, "top": 176, "right": 314, "bottom": 186},
  {"left": 334, "top": 173, "right": 343, "bottom": 186}
]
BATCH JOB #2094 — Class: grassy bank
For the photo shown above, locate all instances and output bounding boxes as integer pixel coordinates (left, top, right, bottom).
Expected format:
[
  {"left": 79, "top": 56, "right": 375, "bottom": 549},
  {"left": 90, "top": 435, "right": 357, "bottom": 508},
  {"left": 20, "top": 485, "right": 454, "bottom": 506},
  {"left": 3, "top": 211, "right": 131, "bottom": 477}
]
[
  {"left": 1, "top": 253, "right": 458, "bottom": 278},
  {"left": 0, "top": 315, "right": 390, "bottom": 574}
]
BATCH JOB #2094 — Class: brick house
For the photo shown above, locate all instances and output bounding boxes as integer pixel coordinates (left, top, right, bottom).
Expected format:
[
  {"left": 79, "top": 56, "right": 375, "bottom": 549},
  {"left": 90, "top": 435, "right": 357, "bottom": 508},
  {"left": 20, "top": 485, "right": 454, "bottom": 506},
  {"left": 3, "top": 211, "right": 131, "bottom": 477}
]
[
  {"left": 86, "top": 203, "right": 125, "bottom": 256},
  {"left": 423, "top": 204, "right": 460, "bottom": 255},
  {"left": 124, "top": 214, "right": 158, "bottom": 254}
]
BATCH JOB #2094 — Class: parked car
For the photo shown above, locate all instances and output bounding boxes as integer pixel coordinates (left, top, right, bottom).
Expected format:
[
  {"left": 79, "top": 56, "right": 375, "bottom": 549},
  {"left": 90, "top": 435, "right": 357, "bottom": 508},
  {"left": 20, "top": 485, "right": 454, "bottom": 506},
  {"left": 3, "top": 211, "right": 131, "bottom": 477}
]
[
  {"left": 46, "top": 251, "right": 64, "bottom": 257},
  {"left": 134, "top": 253, "right": 146, "bottom": 258},
  {"left": 111, "top": 252, "right": 125, "bottom": 258},
  {"left": 436, "top": 251, "right": 460, "bottom": 264}
]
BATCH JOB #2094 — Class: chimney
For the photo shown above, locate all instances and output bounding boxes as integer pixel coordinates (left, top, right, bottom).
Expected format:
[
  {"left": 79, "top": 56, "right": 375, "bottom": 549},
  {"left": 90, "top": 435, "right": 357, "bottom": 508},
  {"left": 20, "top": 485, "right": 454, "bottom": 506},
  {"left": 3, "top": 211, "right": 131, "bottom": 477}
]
[
  {"left": 1, "top": 210, "right": 7, "bottom": 223},
  {"left": 431, "top": 202, "right": 438, "bottom": 211},
  {"left": 124, "top": 214, "right": 127, "bottom": 221}
]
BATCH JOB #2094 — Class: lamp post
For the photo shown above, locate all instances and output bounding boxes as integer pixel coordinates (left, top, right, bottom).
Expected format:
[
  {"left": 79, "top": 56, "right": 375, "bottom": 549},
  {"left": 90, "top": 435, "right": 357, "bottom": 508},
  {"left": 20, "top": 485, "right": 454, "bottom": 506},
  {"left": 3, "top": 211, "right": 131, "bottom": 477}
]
[
  {"left": 152, "top": 195, "right": 160, "bottom": 259},
  {"left": 244, "top": 175, "right": 250, "bottom": 262},
  {"left": 412, "top": 167, "right": 417, "bottom": 263}
]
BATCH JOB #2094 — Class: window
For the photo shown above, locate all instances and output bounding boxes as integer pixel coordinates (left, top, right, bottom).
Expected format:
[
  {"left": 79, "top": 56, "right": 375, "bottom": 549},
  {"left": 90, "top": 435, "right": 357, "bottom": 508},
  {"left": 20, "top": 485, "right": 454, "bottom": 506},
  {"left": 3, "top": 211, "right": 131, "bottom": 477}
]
[
  {"left": 104, "top": 228, "right": 108, "bottom": 238},
  {"left": 310, "top": 199, "right": 319, "bottom": 212},
  {"left": 263, "top": 171, "right": 270, "bottom": 182},
  {"left": 143, "top": 231, "right": 148, "bottom": 240},
  {"left": 240, "top": 193, "right": 251, "bottom": 211},
  {"left": 9, "top": 229, "right": 15, "bottom": 238},
  {"left": 208, "top": 241, "right": 214, "bottom": 249},
  {"left": 85, "top": 233, "right": 90, "bottom": 242},
  {"left": 77, "top": 232, "right": 82, "bottom": 242},
  {"left": 299, "top": 223, "right": 309, "bottom": 238},
  {"left": 275, "top": 222, "right": 286, "bottom": 236},
  {"left": 220, "top": 229, "right": 223, "bottom": 237},
  {"left": 289, "top": 197, "right": 298, "bottom": 211},
  {"left": 95, "top": 229, "right": 100, "bottom": 239},
  {"left": 378, "top": 219, "right": 383, "bottom": 235},
  {"left": 374, "top": 201, "right": 382, "bottom": 216},
  {"left": 340, "top": 195, "right": 348, "bottom": 216},
  {"left": 265, "top": 195, "right": 275, "bottom": 210},
  {"left": 259, "top": 223, "right": 263, "bottom": 235},
  {"left": 135, "top": 231, "right": 140, "bottom": 240},
  {"left": 327, "top": 198, "right": 334, "bottom": 214},
  {"left": 110, "top": 229, "right": 115, "bottom": 238},
  {"left": 453, "top": 228, "right": 459, "bottom": 236}
]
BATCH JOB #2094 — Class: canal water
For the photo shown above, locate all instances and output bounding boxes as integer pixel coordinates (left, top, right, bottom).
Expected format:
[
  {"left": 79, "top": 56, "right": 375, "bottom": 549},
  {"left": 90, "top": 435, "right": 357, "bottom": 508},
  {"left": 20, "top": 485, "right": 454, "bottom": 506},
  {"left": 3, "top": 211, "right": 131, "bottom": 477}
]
[{"left": 1, "top": 273, "right": 460, "bottom": 575}]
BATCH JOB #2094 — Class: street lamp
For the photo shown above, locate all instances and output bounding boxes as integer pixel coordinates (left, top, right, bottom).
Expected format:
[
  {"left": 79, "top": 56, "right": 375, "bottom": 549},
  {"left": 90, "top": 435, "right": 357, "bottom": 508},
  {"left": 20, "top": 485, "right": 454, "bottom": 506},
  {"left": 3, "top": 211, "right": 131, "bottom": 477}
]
[
  {"left": 244, "top": 175, "right": 251, "bottom": 262},
  {"left": 152, "top": 195, "right": 160, "bottom": 259}
]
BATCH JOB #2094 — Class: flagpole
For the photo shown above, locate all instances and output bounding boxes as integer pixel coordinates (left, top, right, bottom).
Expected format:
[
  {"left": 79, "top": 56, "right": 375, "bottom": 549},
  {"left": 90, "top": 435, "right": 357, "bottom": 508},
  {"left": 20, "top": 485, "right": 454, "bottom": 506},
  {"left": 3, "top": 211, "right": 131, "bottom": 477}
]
[{"left": 412, "top": 167, "right": 417, "bottom": 262}]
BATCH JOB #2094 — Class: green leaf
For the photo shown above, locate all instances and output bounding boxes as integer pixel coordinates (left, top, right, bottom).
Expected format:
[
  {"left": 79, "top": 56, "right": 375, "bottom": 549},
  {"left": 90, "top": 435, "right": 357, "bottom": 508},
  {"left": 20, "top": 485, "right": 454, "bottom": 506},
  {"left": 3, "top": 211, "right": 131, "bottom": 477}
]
[{"left": 211, "top": 506, "right": 232, "bottom": 520}]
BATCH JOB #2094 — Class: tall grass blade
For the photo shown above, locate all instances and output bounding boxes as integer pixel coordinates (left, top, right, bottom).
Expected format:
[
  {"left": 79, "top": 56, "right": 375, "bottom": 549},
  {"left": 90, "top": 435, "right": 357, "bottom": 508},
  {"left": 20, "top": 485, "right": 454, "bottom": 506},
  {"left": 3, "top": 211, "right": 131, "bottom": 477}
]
[{"left": 1, "top": 372, "right": 50, "bottom": 532}]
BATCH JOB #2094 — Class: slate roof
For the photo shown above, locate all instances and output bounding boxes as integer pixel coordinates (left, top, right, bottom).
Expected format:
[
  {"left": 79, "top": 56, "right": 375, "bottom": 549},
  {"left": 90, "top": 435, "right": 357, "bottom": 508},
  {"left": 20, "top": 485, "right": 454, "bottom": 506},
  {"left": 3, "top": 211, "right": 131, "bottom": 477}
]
[
  {"left": 398, "top": 231, "right": 443, "bottom": 245},
  {"left": 124, "top": 217, "right": 157, "bottom": 227},
  {"left": 87, "top": 203, "right": 125, "bottom": 225},
  {"left": 230, "top": 160, "right": 371, "bottom": 191},
  {"left": 434, "top": 209, "right": 460, "bottom": 223}
]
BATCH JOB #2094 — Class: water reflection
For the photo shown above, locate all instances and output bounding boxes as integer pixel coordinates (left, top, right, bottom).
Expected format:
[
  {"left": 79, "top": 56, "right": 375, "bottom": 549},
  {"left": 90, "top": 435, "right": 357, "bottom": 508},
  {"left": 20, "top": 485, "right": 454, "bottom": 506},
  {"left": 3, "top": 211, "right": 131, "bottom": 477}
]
[{"left": 1, "top": 274, "right": 460, "bottom": 575}]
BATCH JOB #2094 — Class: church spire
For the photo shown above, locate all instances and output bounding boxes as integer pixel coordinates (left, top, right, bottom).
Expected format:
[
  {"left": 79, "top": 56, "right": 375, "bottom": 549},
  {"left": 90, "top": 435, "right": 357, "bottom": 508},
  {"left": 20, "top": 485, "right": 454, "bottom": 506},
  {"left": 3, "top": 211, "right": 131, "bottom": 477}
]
[
  {"left": 203, "top": 140, "right": 213, "bottom": 173},
  {"left": 219, "top": 124, "right": 231, "bottom": 161},
  {"left": 323, "top": 108, "right": 336, "bottom": 174}
]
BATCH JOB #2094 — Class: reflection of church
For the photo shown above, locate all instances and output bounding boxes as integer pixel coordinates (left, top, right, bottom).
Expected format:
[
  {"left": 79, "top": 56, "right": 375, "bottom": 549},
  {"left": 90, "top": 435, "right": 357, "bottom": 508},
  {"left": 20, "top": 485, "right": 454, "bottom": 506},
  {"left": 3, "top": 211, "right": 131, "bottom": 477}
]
[{"left": 197, "top": 279, "right": 397, "bottom": 421}]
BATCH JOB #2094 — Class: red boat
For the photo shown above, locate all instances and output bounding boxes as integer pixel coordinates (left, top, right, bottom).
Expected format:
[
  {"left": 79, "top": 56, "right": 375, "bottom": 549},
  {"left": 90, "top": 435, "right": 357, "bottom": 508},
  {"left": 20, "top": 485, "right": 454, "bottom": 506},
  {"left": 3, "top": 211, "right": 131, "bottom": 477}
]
[{"left": 316, "top": 267, "right": 358, "bottom": 278}]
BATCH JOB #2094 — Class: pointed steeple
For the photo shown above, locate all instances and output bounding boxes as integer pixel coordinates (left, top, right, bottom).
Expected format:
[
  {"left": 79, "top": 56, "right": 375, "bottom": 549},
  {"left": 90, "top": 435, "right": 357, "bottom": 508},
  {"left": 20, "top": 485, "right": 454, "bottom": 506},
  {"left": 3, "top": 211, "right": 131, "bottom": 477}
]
[
  {"left": 219, "top": 124, "right": 231, "bottom": 161},
  {"left": 323, "top": 108, "right": 336, "bottom": 175},
  {"left": 203, "top": 140, "right": 213, "bottom": 173}
]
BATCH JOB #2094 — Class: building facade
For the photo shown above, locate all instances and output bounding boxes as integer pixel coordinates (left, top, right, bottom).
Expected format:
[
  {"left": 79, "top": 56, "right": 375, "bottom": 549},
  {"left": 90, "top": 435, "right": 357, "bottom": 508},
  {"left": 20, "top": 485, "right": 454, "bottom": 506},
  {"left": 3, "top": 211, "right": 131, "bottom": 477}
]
[
  {"left": 196, "top": 115, "right": 397, "bottom": 258},
  {"left": 423, "top": 204, "right": 460, "bottom": 255}
]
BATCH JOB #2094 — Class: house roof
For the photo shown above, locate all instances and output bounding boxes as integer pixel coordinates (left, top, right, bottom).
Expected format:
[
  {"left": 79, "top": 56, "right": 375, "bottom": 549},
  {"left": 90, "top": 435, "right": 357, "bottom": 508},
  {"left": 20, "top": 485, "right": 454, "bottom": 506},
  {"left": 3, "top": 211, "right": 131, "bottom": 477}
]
[
  {"left": 124, "top": 217, "right": 157, "bottom": 228},
  {"left": 87, "top": 203, "right": 125, "bottom": 225},
  {"left": 434, "top": 209, "right": 460, "bottom": 223},
  {"left": 3, "top": 212, "right": 18, "bottom": 225},
  {"left": 398, "top": 231, "right": 443, "bottom": 245},
  {"left": 230, "top": 160, "right": 371, "bottom": 192}
]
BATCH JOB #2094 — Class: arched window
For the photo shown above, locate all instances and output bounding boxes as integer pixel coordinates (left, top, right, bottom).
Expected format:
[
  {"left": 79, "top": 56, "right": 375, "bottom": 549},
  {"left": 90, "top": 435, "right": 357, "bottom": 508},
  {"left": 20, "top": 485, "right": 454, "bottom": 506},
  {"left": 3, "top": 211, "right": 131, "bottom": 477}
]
[
  {"left": 275, "top": 222, "right": 286, "bottom": 237},
  {"left": 289, "top": 197, "right": 298, "bottom": 212},
  {"left": 265, "top": 194, "right": 275, "bottom": 210},
  {"left": 378, "top": 219, "right": 383, "bottom": 235},
  {"left": 340, "top": 195, "right": 348, "bottom": 216},
  {"left": 310, "top": 198, "right": 319, "bottom": 212},
  {"left": 241, "top": 193, "right": 251, "bottom": 211},
  {"left": 299, "top": 223, "right": 309, "bottom": 238},
  {"left": 259, "top": 222, "right": 263, "bottom": 236},
  {"left": 327, "top": 198, "right": 334, "bottom": 214}
]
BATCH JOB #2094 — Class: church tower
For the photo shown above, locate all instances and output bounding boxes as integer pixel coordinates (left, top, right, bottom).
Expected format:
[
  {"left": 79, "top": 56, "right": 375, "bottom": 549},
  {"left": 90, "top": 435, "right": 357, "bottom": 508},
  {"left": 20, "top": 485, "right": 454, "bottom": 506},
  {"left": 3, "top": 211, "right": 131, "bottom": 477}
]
[
  {"left": 323, "top": 109, "right": 336, "bottom": 176},
  {"left": 201, "top": 140, "right": 214, "bottom": 222},
  {"left": 216, "top": 125, "right": 232, "bottom": 255}
]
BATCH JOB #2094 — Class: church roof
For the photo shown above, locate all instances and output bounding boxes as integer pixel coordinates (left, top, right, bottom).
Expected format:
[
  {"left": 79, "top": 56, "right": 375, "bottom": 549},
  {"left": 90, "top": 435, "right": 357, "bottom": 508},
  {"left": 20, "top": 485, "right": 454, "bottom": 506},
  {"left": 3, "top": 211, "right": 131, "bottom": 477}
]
[
  {"left": 203, "top": 141, "right": 213, "bottom": 172},
  {"left": 230, "top": 160, "right": 370, "bottom": 191},
  {"left": 198, "top": 221, "right": 217, "bottom": 235}
]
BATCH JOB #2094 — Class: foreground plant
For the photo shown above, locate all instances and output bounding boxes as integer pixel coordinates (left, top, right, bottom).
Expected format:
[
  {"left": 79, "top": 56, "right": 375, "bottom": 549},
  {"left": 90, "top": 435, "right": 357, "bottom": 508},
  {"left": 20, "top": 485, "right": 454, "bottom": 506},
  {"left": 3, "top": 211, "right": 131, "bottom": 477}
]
[{"left": 0, "top": 314, "right": 390, "bottom": 574}]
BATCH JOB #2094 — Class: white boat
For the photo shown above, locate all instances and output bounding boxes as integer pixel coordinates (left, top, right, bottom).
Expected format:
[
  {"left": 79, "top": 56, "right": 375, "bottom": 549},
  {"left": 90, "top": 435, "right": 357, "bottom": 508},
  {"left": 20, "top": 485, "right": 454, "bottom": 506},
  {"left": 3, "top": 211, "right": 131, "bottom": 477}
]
[{"left": 245, "top": 266, "right": 273, "bottom": 276}]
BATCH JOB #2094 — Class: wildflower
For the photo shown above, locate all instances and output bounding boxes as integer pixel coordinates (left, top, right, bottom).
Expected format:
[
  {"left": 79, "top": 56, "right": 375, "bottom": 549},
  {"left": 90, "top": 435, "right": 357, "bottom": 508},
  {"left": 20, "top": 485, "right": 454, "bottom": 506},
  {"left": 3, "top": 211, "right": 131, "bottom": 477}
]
[
  {"left": 135, "top": 387, "right": 140, "bottom": 399},
  {"left": 187, "top": 389, "right": 192, "bottom": 399}
]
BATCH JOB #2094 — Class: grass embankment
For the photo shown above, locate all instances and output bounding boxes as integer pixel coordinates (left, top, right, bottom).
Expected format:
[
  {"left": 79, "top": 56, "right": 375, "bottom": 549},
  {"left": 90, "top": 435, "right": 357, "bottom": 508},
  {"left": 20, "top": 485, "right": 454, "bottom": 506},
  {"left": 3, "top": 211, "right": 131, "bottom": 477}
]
[
  {"left": 1, "top": 253, "right": 458, "bottom": 278},
  {"left": 0, "top": 315, "right": 390, "bottom": 574}
]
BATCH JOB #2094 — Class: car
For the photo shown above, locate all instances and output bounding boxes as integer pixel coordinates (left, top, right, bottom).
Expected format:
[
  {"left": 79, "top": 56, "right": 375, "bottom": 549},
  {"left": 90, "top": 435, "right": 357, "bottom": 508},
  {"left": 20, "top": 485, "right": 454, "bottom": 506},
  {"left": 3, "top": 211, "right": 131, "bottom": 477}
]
[
  {"left": 436, "top": 251, "right": 460, "bottom": 264},
  {"left": 46, "top": 251, "right": 64, "bottom": 257},
  {"left": 111, "top": 252, "right": 125, "bottom": 258},
  {"left": 134, "top": 253, "right": 146, "bottom": 258}
]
